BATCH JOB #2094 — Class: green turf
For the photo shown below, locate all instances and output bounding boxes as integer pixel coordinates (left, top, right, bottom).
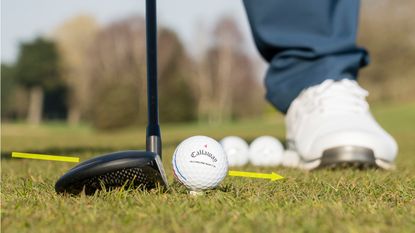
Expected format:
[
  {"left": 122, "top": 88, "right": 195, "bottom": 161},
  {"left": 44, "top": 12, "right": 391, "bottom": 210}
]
[{"left": 2, "top": 103, "right": 415, "bottom": 233}]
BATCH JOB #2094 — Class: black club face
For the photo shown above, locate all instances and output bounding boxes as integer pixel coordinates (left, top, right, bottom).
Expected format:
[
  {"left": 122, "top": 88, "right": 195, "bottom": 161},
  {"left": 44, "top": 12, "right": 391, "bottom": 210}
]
[{"left": 55, "top": 151, "right": 168, "bottom": 195}]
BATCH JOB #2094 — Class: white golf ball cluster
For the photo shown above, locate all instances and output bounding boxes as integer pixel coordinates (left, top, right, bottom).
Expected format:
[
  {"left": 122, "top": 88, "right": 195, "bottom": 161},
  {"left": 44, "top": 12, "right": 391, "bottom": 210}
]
[
  {"left": 172, "top": 135, "right": 300, "bottom": 193},
  {"left": 220, "top": 135, "right": 300, "bottom": 168}
]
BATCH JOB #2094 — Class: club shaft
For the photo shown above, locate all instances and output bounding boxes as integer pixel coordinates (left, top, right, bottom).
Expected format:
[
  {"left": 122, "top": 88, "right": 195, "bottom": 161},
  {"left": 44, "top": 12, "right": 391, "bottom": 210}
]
[
  {"left": 145, "top": 0, "right": 161, "bottom": 156},
  {"left": 146, "top": 0, "right": 160, "bottom": 135}
]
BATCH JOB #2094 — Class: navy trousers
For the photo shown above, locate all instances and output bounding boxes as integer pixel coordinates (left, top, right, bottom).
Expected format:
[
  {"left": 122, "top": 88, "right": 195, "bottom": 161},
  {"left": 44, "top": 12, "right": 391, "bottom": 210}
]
[{"left": 243, "top": 0, "right": 369, "bottom": 113}]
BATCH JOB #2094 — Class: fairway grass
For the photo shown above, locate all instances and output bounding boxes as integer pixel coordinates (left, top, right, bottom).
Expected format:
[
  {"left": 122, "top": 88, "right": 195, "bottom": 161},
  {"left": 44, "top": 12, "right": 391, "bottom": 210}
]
[{"left": 2, "top": 103, "right": 415, "bottom": 233}]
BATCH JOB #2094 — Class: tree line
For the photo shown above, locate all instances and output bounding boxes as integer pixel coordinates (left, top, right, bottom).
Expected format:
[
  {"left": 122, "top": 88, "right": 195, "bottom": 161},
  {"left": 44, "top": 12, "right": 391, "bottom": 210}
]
[
  {"left": 1, "top": 15, "right": 265, "bottom": 129},
  {"left": 3, "top": 1, "right": 415, "bottom": 129}
]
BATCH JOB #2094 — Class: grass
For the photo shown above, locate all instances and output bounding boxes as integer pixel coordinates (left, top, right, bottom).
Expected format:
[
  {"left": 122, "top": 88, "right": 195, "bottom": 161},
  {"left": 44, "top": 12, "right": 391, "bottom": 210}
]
[{"left": 1, "top": 103, "right": 415, "bottom": 233}]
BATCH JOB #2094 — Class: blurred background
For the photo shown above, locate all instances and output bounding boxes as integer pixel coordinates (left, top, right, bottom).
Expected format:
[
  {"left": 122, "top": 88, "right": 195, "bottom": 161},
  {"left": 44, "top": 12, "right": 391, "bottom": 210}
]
[{"left": 2, "top": 0, "right": 415, "bottom": 130}]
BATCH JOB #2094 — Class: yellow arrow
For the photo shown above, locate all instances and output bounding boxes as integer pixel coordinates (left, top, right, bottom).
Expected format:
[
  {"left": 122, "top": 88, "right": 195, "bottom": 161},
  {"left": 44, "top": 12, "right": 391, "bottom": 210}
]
[
  {"left": 228, "top": 170, "right": 284, "bottom": 181},
  {"left": 12, "top": 152, "right": 80, "bottom": 163}
]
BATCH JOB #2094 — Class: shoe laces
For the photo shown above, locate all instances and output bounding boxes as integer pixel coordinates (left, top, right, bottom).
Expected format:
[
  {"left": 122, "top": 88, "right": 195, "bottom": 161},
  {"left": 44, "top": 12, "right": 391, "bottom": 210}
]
[{"left": 302, "top": 79, "right": 369, "bottom": 114}]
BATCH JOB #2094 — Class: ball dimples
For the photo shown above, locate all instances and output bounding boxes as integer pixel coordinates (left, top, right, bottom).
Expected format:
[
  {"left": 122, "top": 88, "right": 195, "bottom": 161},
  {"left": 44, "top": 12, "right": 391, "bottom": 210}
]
[
  {"left": 220, "top": 136, "right": 249, "bottom": 167},
  {"left": 249, "top": 136, "right": 284, "bottom": 166},
  {"left": 173, "top": 136, "right": 228, "bottom": 191}
]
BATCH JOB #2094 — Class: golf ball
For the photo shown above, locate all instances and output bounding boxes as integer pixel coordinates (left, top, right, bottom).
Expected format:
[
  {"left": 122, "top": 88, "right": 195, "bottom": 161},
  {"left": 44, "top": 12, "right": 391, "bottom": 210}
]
[
  {"left": 249, "top": 136, "right": 284, "bottom": 166},
  {"left": 282, "top": 150, "right": 301, "bottom": 168},
  {"left": 172, "top": 136, "right": 228, "bottom": 191},
  {"left": 220, "top": 136, "right": 249, "bottom": 167}
]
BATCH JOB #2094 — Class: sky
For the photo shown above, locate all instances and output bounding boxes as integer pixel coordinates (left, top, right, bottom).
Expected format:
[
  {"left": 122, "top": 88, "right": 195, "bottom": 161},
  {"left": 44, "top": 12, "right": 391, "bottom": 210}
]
[{"left": 1, "top": 0, "right": 262, "bottom": 64}]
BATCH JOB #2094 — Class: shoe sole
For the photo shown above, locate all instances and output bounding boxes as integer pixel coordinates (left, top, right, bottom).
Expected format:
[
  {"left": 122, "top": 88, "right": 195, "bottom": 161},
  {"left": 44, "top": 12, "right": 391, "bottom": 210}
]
[{"left": 298, "top": 146, "right": 395, "bottom": 170}]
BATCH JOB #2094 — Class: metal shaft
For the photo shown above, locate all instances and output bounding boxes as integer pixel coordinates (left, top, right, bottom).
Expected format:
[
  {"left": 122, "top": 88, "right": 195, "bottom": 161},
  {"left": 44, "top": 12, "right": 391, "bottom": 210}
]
[{"left": 145, "top": 0, "right": 162, "bottom": 157}]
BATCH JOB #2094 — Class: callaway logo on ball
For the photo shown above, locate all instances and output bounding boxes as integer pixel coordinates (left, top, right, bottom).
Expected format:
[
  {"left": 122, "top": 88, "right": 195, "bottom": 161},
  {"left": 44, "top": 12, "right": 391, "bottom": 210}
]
[
  {"left": 172, "top": 136, "right": 228, "bottom": 191},
  {"left": 189, "top": 147, "right": 218, "bottom": 168}
]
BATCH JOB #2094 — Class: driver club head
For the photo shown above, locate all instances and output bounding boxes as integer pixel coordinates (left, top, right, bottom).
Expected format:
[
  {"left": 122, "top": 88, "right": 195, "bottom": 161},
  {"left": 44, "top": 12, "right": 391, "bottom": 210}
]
[{"left": 55, "top": 150, "right": 169, "bottom": 195}]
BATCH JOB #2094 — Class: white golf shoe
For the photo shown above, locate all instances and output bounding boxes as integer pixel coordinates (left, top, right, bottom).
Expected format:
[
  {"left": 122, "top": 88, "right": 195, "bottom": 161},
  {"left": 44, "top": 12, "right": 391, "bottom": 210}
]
[{"left": 285, "top": 79, "right": 397, "bottom": 170}]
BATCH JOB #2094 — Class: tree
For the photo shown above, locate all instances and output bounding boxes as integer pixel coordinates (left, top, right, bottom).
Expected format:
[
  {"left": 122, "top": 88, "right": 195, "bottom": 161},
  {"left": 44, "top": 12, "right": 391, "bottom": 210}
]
[
  {"left": 191, "top": 21, "right": 214, "bottom": 122},
  {"left": 194, "top": 16, "right": 264, "bottom": 123},
  {"left": 85, "top": 16, "right": 197, "bottom": 129},
  {"left": 359, "top": 0, "right": 415, "bottom": 102},
  {"left": 85, "top": 16, "right": 147, "bottom": 129},
  {"left": 54, "top": 15, "right": 99, "bottom": 125},
  {"left": 15, "top": 37, "right": 62, "bottom": 124},
  {"left": 1, "top": 63, "right": 30, "bottom": 120},
  {"left": 1, "top": 64, "right": 17, "bottom": 119},
  {"left": 158, "top": 28, "right": 197, "bottom": 122}
]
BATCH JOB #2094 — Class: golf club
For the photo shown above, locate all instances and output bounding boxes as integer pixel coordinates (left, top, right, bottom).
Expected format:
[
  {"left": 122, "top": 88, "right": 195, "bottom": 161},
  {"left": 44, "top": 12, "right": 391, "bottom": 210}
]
[{"left": 55, "top": 0, "right": 168, "bottom": 195}]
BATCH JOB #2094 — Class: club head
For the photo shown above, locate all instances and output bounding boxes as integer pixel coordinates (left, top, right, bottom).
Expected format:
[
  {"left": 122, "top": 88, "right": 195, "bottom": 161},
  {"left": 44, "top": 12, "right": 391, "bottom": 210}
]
[{"left": 55, "top": 150, "right": 169, "bottom": 195}]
